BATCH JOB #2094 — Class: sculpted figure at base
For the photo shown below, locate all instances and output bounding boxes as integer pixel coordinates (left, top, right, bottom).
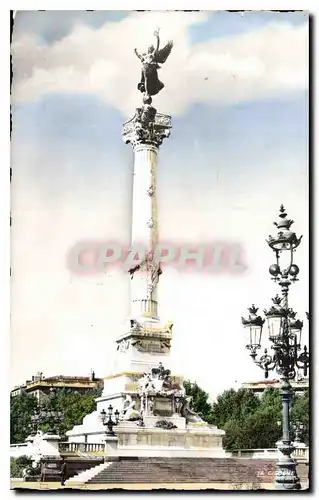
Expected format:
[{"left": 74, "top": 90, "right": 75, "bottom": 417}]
[
  {"left": 151, "top": 362, "right": 185, "bottom": 397},
  {"left": 120, "top": 395, "right": 140, "bottom": 421},
  {"left": 139, "top": 372, "right": 157, "bottom": 394},
  {"left": 134, "top": 28, "right": 173, "bottom": 98},
  {"left": 180, "top": 396, "right": 207, "bottom": 424}
]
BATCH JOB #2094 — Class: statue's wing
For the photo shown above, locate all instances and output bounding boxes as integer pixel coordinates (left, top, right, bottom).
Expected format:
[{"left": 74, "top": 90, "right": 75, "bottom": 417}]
[{"left": 155, "top": 40, "right": 173, "bottom": 64}]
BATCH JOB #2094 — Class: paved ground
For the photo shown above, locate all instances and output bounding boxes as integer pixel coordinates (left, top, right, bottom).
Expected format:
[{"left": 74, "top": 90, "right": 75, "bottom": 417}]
[{"left": 10, "top": 481, "right": 309, "bottom": 491}]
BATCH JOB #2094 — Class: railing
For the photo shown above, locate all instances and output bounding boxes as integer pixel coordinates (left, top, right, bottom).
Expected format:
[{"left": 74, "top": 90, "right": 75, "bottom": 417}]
[
  {"left": 292, "top": 447, "right": 309, "bottom": 460},
  {"left": 231, "top": 447, "right": 309, "bottom": 462},
  {"left": 10, "top": 443, "right": 29, "bottom": 458},
  {"left": 59, "top": 442, "right": 105, "bottom": 454}
]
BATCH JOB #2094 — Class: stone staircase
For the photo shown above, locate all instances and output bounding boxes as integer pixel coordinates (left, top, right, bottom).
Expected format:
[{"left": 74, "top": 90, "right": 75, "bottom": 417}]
[
  {"left": 85, "top": 457, "right": 309, "bottom": 488},
  {"left": 66, "top": 461, "right": 111, "bottom": 485}
]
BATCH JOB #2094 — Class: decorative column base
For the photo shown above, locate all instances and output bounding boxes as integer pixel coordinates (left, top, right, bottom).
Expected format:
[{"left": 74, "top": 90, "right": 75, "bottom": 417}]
[
  {"left": 40, "top": 433, "right": 62, "bottom": 458},
  {"left": 103, "top": 435, "right": 118, "bottom": 457},
  {"left": 274, "top": 442, "right": 301, "bottom": 490}
]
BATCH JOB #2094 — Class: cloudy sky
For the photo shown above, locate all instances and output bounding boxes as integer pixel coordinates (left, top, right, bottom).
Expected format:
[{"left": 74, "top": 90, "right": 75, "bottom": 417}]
[{"left": 11, "top": 11, "right": 309, "bottom": 399}]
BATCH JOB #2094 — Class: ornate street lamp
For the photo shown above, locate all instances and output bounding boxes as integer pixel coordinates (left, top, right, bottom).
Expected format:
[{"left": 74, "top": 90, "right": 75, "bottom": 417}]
[
  {"left": 100, "top": 405, "right": 120, "bottom": 436},
  {"left": 30, "top": 388, "right": 64, "bottom": 435},
  {"left": 44, "top": 409, "right": 64, "bottom": 435},
  {"left": 30, "top": 413, "right": 41, "bottom": 436},
  {"left": 242, "top": 305, "right": 264, "bottom": 353},
  {"left": 292, "top": 421, "right": 304, "bottom": 444},
  {"left": 30, "top": 408, "right": 64, "bottom": 435},
  {"left": 241, "top": 205, "right": 309, "bottom": 491}
]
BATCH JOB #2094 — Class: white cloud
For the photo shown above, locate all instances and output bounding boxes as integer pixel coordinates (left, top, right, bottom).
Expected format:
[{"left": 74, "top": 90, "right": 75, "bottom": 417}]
[{"left": 11, "top": 12, "right": 308, "bottom": 115}]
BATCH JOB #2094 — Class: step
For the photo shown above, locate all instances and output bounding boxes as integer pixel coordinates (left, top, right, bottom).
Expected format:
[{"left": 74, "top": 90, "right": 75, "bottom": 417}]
[{"left": 66, "top": 462, "right": 111, "bottom": 485}]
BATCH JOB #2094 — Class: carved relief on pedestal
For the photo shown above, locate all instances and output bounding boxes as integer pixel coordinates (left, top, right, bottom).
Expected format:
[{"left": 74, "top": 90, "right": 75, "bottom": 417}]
[
  {"left": 147, "top": 185, "right": 155, "bottom": 196},
  {"left": 128, "top": 251, "right": 162, "bottom": 300},
  {"left": 116, "top": 338, "right": 131, "bottom": 353},
  {"left": 146, "top": 254, "right": 162, "bottom": 299},
  {"left": 147, "top": 217, "right": 154, "bottom": 229},
  {"left": 173, "top": 395, "right": 182, "bottom": 414},
  {"left": 136, "top": 433, "right": 148, "bottom": 446},
  {"left": 132, "top": 338, "right": 171, "bottom": 354},
  {"left": 129, "top": 319, "right": 142, "bottom": 332},
  {"left": 148, "top": 396, "right": 155, "bottom": 415}
]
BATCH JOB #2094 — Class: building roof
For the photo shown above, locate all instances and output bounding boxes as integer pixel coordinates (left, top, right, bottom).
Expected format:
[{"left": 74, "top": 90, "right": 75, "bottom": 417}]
[
  {"left": 241, "top": 379, "right": 308, "bottom": 388},
  {"left": 38, "top": 375, "right": 99, "bottom": 382},
  {"left": 11, "top": 373, "right": 103, "bottom": 393}
]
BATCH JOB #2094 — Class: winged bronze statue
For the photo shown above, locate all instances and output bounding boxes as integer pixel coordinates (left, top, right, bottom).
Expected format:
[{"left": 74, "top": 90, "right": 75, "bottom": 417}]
[{"left": 134, "top": 28, "right": 173, "bottom": 97}]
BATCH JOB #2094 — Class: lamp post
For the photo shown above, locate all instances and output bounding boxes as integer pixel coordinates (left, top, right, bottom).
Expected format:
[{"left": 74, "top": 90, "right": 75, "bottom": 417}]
[
  {"left": 100, "top": 405, "right": 120, "bottom": 436},
  {"left": 43, "top": 409, "right": 64, "bottom": 435},
  {"left": 31, "top": 388, "right": 64, "bottom": 435},
  {"left": 241, "top": 205, "right": 309, "bottom": 490},
  {"left": 30, "top": 413, "right": 41, "bottom": 436},
  {"left": 292, "top": 421, "right": 304, "bottom": 444},
  {"left": 31, "top": 408, "right": 64, "bottom": 435}
]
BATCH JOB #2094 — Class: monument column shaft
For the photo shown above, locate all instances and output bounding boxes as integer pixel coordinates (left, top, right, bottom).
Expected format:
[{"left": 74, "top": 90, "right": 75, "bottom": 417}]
[
  {"left": 130, "top": 143, "right": 159, "bottom": 320},
  {"left": 131, "top": 144, "right": 159, "bottom": 251},
  {"left": 123, "top": 104, "right": 171, "bottom": 326}
]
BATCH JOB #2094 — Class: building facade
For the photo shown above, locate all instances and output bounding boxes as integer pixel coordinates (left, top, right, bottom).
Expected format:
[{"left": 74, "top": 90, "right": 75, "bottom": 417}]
[
  {"left": 11, "top": 371, "right": 103, "bottom": 402},
  {"left": 240, "top": 379, "right": 309, "bottom": 397}
]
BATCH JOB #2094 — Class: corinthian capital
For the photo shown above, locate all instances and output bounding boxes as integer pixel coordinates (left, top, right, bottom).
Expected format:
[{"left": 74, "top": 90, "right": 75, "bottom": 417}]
[{"left": 123, "top": 106, "right": 171, "bottom": 148}]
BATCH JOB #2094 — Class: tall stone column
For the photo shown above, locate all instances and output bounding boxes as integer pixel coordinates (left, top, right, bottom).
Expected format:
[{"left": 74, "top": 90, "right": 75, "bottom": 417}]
[
  {"left": 108, "top": 98, "right": 173, "bottom": 374},
  {"left": 128, "top": 140, "right": 161, "bottom": 321}
]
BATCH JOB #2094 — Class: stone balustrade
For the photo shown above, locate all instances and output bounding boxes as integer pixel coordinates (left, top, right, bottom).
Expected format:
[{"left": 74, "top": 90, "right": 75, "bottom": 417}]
[
  {"left": 231, "top": 447, "right": 309, "bottom": 462},
  {"left": 292, "top": 447, "right": 309, "bottom": 460},
  {"left": 10, "top": 443, "right": 29, "bottom": 457},
  {"left": 11, "top": 441, "right": 308, "bottom": 462},
  {"left": 59, "top": 442, "right": 105, "bottom": 455}
]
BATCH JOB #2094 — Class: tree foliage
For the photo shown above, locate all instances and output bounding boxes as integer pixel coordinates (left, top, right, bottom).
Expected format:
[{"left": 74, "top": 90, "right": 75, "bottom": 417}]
[
  {"left": 183, "top": 380, "right": 213, "bottom": 421},
  {"left": 210, "top": 387, "right": 309, "bottom": 450},
  {"left": 10, "top": 456, "right": 32, "bottom": 478},
  {"left": 209, "top": 388, "right": 260, "bottom": 428},
  {"left": 10, "top": 392, "right": 39, "bottom": 444},
  {"left": 10, "top": 388, "right": 100, "bottom": 443},
  {"left": 38, "top": 390, "right": 99, "bottom": 438},
  {"left": 291, "top": 390, "right": 309, "bottom": 444}
]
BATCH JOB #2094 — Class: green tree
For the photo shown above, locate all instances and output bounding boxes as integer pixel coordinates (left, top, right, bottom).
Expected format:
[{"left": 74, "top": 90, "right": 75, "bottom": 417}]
[
  {"left": 222, "top": 418, "right": 246, "bottom": 450},
  {"left": 209, "top": 388, "right": 260, "bottom": 429},
  {"left": 10, "top": 392, "right": 39, "bottom": 444},
  {"left": 58, "top": 392, "right": 98, "bottom": 438},
  {"left": 243, "top": 409, "right": 281, "bottom": 449},
  {"left": 183, "top": 380, "right": 213, "bottom": 422},
  {"left": 210, "top": 386, "right": 309, "bottom": 450},
  {"left": 39, "top": 390, "right": 98, "bottom": 438},
  {"left": 259, "top": 388, "right": 281, "bottom": 414},
  {"left": 10, "top": 456, "right": 32, "bottom": 478},
  {"left": 221, "top": 404, "right": 281, "bottom": 450},
  {"left": 291, "top": 390, "right": 309, "bottom": 444}
]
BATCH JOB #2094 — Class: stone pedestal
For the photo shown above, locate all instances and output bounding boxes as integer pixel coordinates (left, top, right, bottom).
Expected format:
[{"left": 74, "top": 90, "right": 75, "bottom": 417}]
[
  {"left": 114, "top": 319, "right": 173, "bottom": 376},
  {"left": 40, "top": 433, "right": 61, "bottom": 458},
  {"left": 115, "top": 425, "right": 227, "bottom": 458},
  {"left": 24, "top": 434, "right": 36, "bottom": 457},
  {"left": 103, "top": 436, "right": 118, "bottom": 457}
]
